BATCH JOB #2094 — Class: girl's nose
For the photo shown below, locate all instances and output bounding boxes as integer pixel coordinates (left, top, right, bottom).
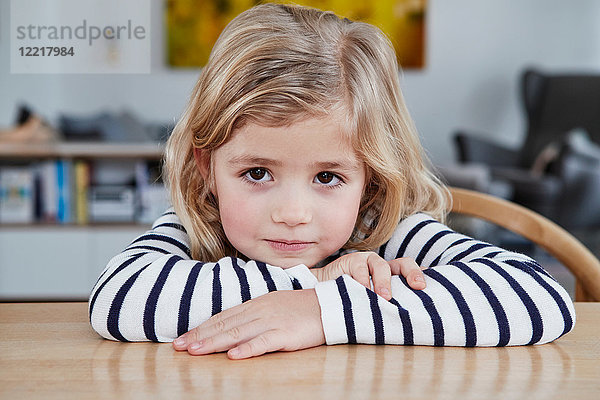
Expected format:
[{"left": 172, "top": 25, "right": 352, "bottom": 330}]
[{"left": 271, "top": 194, "right": 312, "bottom": 226}]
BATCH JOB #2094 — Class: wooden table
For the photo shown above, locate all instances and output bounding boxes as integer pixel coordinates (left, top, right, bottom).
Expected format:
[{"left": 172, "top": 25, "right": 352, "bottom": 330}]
[{"left": 1, "top": 303, "right": 599, "bottom": 399}]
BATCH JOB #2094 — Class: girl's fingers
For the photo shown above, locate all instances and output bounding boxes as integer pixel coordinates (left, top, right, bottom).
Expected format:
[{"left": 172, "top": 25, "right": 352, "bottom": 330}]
[
  {"left": 173, "top": 301, "right": 250, "bottom": 350},
  {"left": 227, "top": 330, "right": 284, "bottom": 359},
  {"left": 367, "top": 253, "right": 392, "bottom": 300},
  {"left": 389, "top": 258, "right": 427, "bottom": 290},
  {"left": 185, "top": 319, "right": 268, "bottom": 356},
  {"left": 345, "top": 256, "right": 371, "bottom": 289}
]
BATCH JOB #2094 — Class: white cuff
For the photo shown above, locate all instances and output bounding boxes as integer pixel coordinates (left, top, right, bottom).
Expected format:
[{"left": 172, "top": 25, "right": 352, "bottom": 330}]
[{"left": 314, "top": 279, "right": 348, "bottom": 345}]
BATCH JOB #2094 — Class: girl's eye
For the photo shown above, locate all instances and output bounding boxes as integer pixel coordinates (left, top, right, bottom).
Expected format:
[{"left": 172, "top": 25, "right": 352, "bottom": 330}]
[
  {"left": 244, "top": 168, "right": 271, "bottom": 182},
  {"left": 314, "top": 172, "right": 342, "bottom": 186}
]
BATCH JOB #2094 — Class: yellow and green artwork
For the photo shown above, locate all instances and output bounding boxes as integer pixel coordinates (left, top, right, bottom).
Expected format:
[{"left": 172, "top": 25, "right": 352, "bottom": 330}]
[{"left": 166, "top": 0, "right": 426, "bottom": 68}]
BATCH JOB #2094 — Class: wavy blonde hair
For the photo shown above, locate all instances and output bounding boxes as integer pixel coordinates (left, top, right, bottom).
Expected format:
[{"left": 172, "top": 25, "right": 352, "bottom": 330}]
[{"left": 165, "top": 2, "right": 448, "bottom": 262}]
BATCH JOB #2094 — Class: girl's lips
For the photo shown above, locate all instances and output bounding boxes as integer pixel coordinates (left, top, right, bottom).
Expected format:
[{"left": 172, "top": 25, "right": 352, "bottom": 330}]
[{"left": 265, "top": 239, "right": 314, "bottom": 252}]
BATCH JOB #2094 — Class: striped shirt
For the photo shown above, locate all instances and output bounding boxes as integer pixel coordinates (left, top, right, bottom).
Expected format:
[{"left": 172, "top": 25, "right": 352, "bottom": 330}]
[{"left": 89, "top": 210, "right": 575, "bottom": 346}]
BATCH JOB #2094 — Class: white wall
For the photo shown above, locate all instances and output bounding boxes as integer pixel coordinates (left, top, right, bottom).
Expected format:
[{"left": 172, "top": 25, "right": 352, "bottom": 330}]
[{"left": 1, "top": 0, "right": 600, "bottom": 164}]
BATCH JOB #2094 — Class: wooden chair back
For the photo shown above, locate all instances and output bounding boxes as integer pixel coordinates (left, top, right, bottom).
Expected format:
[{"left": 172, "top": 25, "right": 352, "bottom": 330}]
[{"left": 449, "top": 187, "right": 600, "bottom": 301}]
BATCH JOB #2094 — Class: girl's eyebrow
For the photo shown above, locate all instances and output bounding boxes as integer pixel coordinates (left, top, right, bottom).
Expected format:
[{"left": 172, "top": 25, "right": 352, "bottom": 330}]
[
  {"left": 228, "top": 155, "right": 283, "bottom": 167},
  {"left": 310, "top": 161, "right": 362, "bottom": 172},
  {"left": 228, "top": 155, "right": 362, "bottom": 172}
]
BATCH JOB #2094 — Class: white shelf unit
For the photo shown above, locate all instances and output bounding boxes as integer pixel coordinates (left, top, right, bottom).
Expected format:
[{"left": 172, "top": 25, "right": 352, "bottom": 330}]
[{"left": 0, "top": 141, "right": 165, "bottom": 300}]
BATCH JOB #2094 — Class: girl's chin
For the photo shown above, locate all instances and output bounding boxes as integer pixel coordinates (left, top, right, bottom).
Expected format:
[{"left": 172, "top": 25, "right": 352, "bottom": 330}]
[{"left": 256, "top": 256, "right": 316, "bottom": 269}]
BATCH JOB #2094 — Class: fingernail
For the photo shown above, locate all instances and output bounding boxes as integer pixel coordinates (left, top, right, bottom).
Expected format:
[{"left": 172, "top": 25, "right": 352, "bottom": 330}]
[
  {"left": 415, "top": 276, "right": 425, "bottom": 282},
  {"left": 229, "top": 348, "right": 240, "bottom": 357},
  {"left": 189, "top": 341, "right": 203, "bottom": 351},
  {"left": 380, "top": 288, "right": 390, "bottom": 296},
  {"left": 174, "top": 337, "right": 185, "bottom": 347}
]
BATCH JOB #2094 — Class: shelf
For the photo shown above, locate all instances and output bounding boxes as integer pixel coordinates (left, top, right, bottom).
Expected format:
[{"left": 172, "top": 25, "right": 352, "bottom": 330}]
[{"left": 0, "top": 141, "right": 164, "bottom": 159}]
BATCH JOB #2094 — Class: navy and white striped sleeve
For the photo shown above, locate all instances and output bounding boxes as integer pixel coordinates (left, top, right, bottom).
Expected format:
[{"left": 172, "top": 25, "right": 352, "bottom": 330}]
[
  {"left": 88, "top": 209, "right": 318, "bottom": 342},
  {"left": 314, "top": 213, "right": 576, "bottom": 347}
]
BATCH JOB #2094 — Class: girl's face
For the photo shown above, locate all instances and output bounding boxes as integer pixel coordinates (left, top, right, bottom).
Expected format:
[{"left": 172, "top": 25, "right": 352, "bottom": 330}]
[{"left": 207, "top": 112, "right": 366, "bottom": 268}]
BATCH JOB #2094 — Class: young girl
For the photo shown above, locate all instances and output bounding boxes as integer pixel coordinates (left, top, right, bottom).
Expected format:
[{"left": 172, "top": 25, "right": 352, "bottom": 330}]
[{"left": 89, "top": 3, "right": 575, "bottom": 359}]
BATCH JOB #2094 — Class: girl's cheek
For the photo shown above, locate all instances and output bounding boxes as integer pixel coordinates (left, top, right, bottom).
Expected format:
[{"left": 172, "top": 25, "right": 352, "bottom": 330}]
[{"left": 321, "top": 194, "right": 361, "bottom": 232}]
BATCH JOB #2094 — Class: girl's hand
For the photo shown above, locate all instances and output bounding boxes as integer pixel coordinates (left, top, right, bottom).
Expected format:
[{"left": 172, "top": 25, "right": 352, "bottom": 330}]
[
  {"left": 172, "top": 289, "right": 325, "bottom": 359},
  {"left": 311, "top": 252, "right": 426, "bottom": 301}
]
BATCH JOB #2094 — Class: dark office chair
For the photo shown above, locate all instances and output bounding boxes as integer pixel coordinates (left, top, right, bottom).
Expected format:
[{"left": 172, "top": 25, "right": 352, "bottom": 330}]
[{"left": 453, "top": 68, "right": 600, "bottom": 231}]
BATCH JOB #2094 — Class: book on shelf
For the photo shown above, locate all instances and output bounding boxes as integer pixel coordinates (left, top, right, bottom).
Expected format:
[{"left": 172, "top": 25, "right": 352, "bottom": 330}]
[
  {"left": 0, "top": 167, "right": 35, "bottom": 223},
  {"left": 56, "top": 159, "right": 72, "bottom": 224},
  {"left": 74, "top": 160, "right": 90, "bottom": 224},
  {"left": 38, "top": 160, "right": 58, "bottom": 222}
]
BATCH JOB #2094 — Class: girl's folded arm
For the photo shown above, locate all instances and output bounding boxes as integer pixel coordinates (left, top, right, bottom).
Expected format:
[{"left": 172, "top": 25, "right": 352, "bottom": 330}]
[
  {"left": 314, "top": 213, "right": 576, "bottom": 347},
  {"left": 88, "top": 210, "right": 318, "bottom": 343}
]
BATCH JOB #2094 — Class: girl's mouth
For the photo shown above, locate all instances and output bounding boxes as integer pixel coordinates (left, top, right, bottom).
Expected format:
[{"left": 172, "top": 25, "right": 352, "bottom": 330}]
[{"left": 265, "top": 239, "right": 314, "bottom": 252}]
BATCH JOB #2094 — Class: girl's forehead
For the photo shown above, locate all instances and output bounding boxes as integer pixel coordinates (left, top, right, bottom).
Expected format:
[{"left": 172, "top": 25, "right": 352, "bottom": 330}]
[
  {"left": 233, "top": 107, "right": 353, "bottom": 140},
  {"left": 217, "top": 115, "right": 361, "bottom": 165},
  {"left": 231, "top": 104, "right": 354, "bottom": 139}
]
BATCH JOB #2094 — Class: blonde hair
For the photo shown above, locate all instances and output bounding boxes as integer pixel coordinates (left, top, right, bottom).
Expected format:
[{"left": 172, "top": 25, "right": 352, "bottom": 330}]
[{"left": 165, "top": 2, "right": 448, "bottom": 262}]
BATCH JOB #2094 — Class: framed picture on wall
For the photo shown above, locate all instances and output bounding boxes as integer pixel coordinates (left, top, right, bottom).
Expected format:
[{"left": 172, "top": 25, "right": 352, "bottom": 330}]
[{"left": 166, "top": 0, "right": 426, "bottom": 69}]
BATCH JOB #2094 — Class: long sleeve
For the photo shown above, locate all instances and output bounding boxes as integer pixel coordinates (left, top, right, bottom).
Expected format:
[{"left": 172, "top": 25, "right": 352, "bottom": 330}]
[
  {"left": 314, "top": 213, "right": 576, "bottom": 346},
  {"left": 88, "top": 210, "right": 318, "bottom": 342}
]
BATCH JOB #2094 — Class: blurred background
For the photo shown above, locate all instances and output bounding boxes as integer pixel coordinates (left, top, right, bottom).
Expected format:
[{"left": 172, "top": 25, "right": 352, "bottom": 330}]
[{"left": 1, "top": 0, "right": 599, "bottom": 301}]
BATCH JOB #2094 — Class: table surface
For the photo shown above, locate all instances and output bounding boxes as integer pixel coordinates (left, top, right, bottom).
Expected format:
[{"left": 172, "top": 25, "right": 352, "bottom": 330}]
[{"left": 1, "top": 302, "right": 599, "bottom": 399}]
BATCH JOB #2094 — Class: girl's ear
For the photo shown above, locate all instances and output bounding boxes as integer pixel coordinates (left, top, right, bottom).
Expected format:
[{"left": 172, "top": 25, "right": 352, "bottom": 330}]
[{"left": 193, "top": 148, "right": 211, "bottom": 180}]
